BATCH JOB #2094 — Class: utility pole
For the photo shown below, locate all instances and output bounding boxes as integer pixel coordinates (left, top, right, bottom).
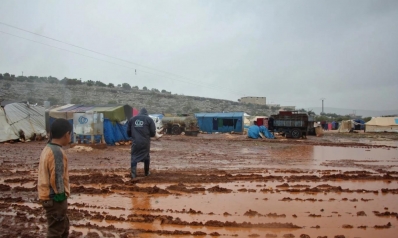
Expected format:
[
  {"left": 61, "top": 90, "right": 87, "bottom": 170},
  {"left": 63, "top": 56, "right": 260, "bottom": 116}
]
[
  {"left": 22, "top": 71, "right": 23, "bottom": 76},
  {"left": 321, "top": 98, "right": 325, "bottom": 114}
]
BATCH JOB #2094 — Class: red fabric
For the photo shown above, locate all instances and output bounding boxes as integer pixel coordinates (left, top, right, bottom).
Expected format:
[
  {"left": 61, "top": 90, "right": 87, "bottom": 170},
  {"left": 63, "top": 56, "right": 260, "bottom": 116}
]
[{"left": 132, "top": 108, "right": 139, "bottom": 116}]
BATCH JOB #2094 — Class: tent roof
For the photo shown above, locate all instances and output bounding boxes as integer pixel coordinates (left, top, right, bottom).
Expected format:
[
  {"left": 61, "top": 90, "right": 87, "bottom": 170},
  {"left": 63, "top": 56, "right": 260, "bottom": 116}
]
[
  {"left": 48, "top": 104, "right": 128, "bottom": 122},
  {"left": 195, "top": 112, "right": 244, "bottom": 118},
  {"left": 366, "top": 117, "right": 398, "bottom": 126}
]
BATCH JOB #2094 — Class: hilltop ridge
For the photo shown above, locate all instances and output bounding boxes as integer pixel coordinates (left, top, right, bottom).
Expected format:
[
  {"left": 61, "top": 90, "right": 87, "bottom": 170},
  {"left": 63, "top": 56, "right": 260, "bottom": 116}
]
[{"left": 0, "top": 80, "right": 278, "bottom": 116}]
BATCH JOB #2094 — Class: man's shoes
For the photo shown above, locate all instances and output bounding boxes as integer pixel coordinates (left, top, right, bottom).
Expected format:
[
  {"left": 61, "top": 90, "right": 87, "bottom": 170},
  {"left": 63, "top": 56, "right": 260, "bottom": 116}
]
[
  {"left": 145, "top": 171, "right": 151, "bottom": 177},
  {"left": 131, "top": 166, "right": 137, "bottom": 179}
]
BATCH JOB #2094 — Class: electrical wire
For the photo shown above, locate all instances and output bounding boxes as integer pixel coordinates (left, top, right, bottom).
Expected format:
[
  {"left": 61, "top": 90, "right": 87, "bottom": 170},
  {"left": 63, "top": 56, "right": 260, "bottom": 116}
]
[
  {"left": 0, "top": 21, "right": 246, "bottom": 96},
  {"left": 0, "top": 30, "right": 242, "bottom": 96}
]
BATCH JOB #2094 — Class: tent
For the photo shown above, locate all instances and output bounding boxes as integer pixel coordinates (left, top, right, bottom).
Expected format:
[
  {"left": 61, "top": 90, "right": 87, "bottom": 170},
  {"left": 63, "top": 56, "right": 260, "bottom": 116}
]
[
  {"left": 365, "top": 117, "right": 398, "bottom": 133},
  {"left": 47, "top": 104, "right": 131, "bottom": 145},
  {"left": 338, "top": 120, "right": 353, "bottom": 133},
  {"left": 0, "top": 107, "right": 19, "bottom": 142},
  {"left": 195, "top": 112, "right": 244, "bottom": 133},
  {"left": 353, "top": 119, "right": 365, "bottom": 130},
  {"left": 4, "top": 103, "right": 46, "bottom": 139},
  {"left": 248, "top": 125, "right": 275, "bottom": 139}
]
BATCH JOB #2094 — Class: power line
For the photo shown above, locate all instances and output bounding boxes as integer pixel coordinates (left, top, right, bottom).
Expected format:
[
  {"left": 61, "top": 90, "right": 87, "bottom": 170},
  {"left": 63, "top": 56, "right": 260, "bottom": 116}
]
[
  {"left": 0, "top": 30, "right": 241, "bottom": 95},
  {"left": 0, "top": 21, "right": 245, "bottom": 96}
]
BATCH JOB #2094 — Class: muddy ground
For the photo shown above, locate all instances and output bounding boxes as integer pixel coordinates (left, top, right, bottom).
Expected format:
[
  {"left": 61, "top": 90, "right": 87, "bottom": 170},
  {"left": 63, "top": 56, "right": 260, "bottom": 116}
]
[{"left": 0, "top": 132, "right": 397, "bottom": 238}]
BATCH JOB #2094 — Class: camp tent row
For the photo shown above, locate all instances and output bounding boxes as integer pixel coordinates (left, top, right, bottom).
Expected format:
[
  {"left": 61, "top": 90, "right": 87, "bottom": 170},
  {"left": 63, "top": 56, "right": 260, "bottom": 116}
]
[
  {"left": 0, "top": 102, "right": 140, "bottom": 145},
  {"left": 46, "top": 104, "right": 134, "bottom": 145}
]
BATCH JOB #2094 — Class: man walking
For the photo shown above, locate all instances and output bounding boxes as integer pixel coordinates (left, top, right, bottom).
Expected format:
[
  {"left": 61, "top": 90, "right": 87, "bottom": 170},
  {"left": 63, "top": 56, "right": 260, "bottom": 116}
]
[{"left": 127, "top": 108, "right": 156, "bottom": 178}]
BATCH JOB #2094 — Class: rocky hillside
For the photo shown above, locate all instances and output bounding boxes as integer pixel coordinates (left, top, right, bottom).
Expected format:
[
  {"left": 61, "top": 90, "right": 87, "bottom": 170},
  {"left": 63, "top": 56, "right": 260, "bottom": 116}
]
[{"left": 0, "top": 80, "right": 277, "bottom": 115}]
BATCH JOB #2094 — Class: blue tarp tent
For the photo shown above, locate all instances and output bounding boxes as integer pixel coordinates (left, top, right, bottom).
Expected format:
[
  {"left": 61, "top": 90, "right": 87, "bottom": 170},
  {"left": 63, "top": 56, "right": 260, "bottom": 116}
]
[
  {"left": 353, "top": 119, "right": 365, "bottom": 130},
  {"left": 195, "top": 112, "right": 244, "bottom": 133},
  {"left": 47, "top": 104, "right": 131, "bottom": 145},
  {"left": 248, "top": 125, "right": 275, "bottom": 139}
]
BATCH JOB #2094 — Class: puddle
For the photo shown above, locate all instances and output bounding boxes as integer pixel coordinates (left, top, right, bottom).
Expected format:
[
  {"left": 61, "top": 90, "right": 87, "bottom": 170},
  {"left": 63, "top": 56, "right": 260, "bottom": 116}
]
[{"left": 69, "top": 180, "right": 398, "bottom": 238}]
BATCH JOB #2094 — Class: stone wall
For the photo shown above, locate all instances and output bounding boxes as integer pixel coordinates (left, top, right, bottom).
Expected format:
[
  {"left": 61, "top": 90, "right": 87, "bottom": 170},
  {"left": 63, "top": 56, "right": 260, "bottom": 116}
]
[{"left": 0, "top": 80, "right": 277, "bottom": 116}]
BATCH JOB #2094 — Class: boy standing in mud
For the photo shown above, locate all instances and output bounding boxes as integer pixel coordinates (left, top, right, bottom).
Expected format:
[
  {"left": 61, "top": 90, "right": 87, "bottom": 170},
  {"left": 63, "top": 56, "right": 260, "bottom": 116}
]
[{"left": 38, "top": 118, "right": 72, "bottom": 238}]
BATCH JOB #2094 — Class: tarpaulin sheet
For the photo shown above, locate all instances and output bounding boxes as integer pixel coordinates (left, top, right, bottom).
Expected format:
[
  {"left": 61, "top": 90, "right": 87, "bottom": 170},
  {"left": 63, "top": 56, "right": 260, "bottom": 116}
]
[
  {"left": 103, "top": 119, "right": 130, "bottom": 145},
  {"left": 4, "top": 103, "right": 46, "bottom": 138},
  {"left": 248, "top": 125, "right": 274, "bottom": 139},
  {"left": 87, "top": 106, "right": 126, "bottom": 122},
  {"left": 0, "top": 107, "right": 18, "bottom": 142}
]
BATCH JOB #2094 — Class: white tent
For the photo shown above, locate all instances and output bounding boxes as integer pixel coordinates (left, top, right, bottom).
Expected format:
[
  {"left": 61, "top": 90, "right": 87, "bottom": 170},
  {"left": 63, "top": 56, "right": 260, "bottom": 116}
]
[
  {"left": 365, "top": 117, "right": 398, "bottom": 132},
  {"left": 4, "top": 103, "right": 46, "bottom": 139},
  {"left": 0, "top": 107, "right": 18, "bottom": 142},
  {"left": 338, "top": 120, "right": 354, "bottom": 133}
]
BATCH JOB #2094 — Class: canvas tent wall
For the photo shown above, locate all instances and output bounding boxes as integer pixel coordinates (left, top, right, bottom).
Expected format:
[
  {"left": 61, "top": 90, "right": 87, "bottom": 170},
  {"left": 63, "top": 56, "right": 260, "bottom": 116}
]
[
  {"left": 338, "top": 120, "right": 354, "bottom": 133},
  {"left": 365, "top": 117, "right": 398, "bottom": 132},
  {"left": 4, "top": 103, "right": 46, "bottom": 139},
  {"left": 0, "top": 107, "right": 19, "bottom": 142},
  {"left": 47, "top": 104, "right": 131, "bottom": 145},
  {"left": 195, "top": 112, "right": 244, "bottom": 133}
]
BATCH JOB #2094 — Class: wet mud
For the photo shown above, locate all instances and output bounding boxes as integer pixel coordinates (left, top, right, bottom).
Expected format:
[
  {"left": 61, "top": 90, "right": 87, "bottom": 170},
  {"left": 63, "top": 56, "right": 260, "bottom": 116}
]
[{"left": 0, "top": 133, "right": 398, "bottom": 237}]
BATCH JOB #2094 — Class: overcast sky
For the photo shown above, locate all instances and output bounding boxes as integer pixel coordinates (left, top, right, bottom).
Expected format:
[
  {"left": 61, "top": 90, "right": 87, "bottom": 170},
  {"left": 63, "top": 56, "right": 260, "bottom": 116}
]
[{"left": 0, "top": 0, "right": 397, "bottom": 111}]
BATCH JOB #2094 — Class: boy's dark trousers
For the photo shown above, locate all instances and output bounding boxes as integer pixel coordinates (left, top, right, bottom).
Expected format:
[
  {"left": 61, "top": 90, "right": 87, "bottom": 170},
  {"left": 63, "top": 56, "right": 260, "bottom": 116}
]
[{"left": 42, "top": 199, "right": 69, "bottom": 238}]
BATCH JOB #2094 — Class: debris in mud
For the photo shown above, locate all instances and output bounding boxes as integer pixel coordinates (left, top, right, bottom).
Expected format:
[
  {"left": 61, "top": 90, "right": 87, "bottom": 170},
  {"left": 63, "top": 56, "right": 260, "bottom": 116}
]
[
  {"left": 309, "top": 214, "right": 321, "bottom": 217},
  {"left": 209, "top": 232, "right": 221, "bottom": 236},
  {"left": 357, "top": 211, "right": 366, "bottom": 216},
  {"left": 342, "top": 224, "right": 353, "bottom": 228},
  {"left": 373, "top": 211, "right": 398, "bottom": 217},
  {"left": 276, "top": 183, "right": 290, "bottom": 187},
  {"left": 300, "top": 235, "right": 310, "bottom": 238},
  {"left": 72, "top": 185, "right": 111, "bottom": 194},
  {"left": 311, "top": 225, "right": 320, "bottom": 228},
  {"left": 244, "top": 209, "right": 261, "bottom": 216},
  {"left": 193, "top": 231, "right": 207, "bottom": 235},
  {"left": 374, "top": 222, "right": 392, "bottom": 228},
  {"left": 69, "top": 230, "right": 83, "bottom": 238},
  {"left": 266, "top": 234, "right": 277, "bottom": 238},
  {"left": 166, "top": 183, "right": 205, "bottom": 193},
  {"left": 283, "top": 234, "right": 295, "bottom": 238},
  {"left": 248, "top": 234, "right": 260, "bottom": 237},
  {"left": 361, "top": 198, "right": 373, "bottom": 202},
  {"left": 207, "top": 185, "right": 232, "bottom": 193},
  {"left": 358, "top": 225, "right": 367, "bottom": 229},
  {"left": 0, "top": 184, "right": 11, "bottom": 191},
  {"left": 267, "top": 213, "right": 286, "bottom": 218},
  {"left": 381, "top": 188, "right": 398, "bottom": 194},
  {"left": 334, "top": 236, "right": 346, "bottom": 238},
  {"left": 223, "top": 212, "right": 231, "bottom": 216}
]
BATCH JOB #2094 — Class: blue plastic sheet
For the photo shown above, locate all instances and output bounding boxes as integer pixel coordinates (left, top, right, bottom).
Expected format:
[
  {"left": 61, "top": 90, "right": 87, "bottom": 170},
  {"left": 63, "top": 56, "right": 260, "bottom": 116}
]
[
  {"left": 103, "top": 119, "right": 130, "bottom": 145},
  {"left": 248, "top": 125, "right": 274, "bottom": 139}
]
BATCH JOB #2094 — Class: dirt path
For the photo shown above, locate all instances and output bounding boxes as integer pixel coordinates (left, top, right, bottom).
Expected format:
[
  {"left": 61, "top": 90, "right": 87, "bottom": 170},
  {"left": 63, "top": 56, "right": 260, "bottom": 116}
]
[{"left": 1, "top": 133, "right": 397, "bottom": 237}]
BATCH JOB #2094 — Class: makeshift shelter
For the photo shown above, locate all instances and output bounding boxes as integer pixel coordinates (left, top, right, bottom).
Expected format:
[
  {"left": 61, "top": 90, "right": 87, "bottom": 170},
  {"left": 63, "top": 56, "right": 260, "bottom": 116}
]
[
  {"left": 353, "top": 119, "right": 365, "bottom": 130},
  {"left": 47, "top": 104, "right": 132, "bottom": 145},
  {"left": 195, "top": 112, "right": 244, "bottom": 133},
  {"left": 338, "top": 120, "right": 354, "bottom": 132},
  {"left": 4, "top": 103, "right": 46, "bottom": 139},
  {"left": 248, "top": 125, "right": 275, "bottom": 139},
  {"left": 365, "top": 117, "right": 398, "bottom": 132},
  {"left": 0, "top": 107, "right": 19, "bottom": 142}
]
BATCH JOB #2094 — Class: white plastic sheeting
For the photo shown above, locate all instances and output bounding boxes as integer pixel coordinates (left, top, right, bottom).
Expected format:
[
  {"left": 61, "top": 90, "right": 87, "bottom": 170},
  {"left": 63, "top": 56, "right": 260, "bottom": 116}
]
[
  {"left": 4, "top": 103, "right": 46, "bottom": 139},
  {"left": 0, "top": 107, "right": 18, "bottom": 142}
]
